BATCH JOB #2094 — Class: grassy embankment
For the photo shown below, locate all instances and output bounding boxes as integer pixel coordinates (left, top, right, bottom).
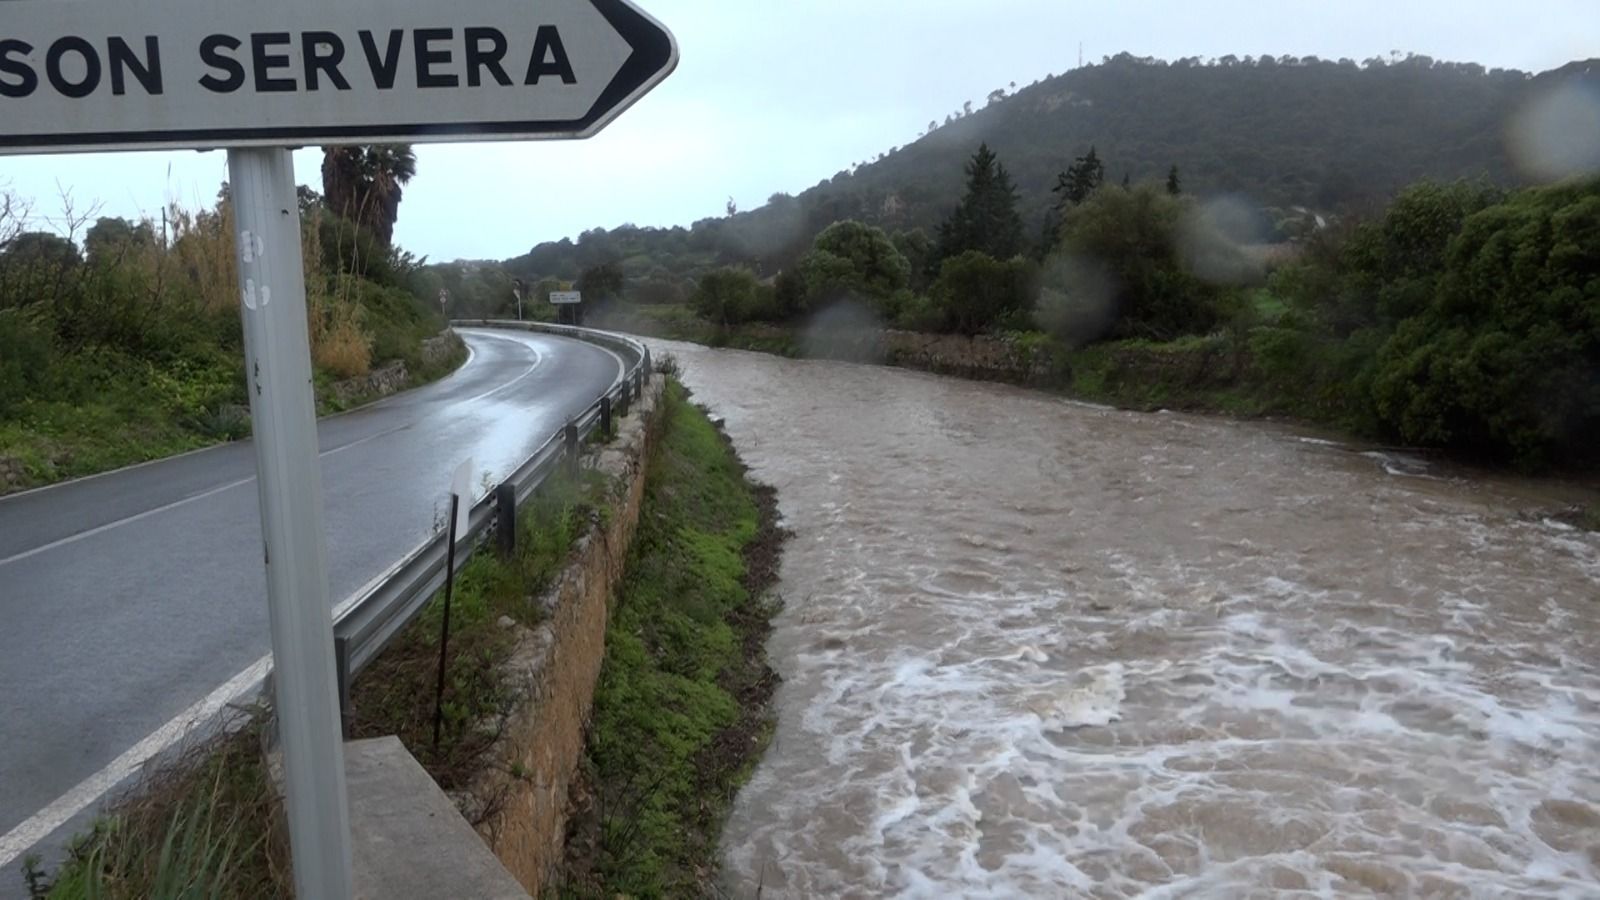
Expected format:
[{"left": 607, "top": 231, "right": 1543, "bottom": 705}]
[
  {"left": 560, "top": 379, "right": 783, "bottom": 896},
  {"left": 25, "top": 375, "right": 784, "bottom": 898},
  {"left": 0, "top": 206, "right": 464, "bottom": 495}
]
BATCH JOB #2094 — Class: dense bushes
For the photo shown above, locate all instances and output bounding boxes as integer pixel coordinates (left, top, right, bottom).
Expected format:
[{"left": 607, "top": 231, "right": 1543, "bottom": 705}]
[
  {"left": 1367, "top": 181, "right": 1600, "bottom": 465},
  {"left": 1262, "top": 178, "right": 1600, "bottom": 467},
  {"left": 797, "top": 220, "right": 910, "bottom": 314},
  {"left": 929, "top": 251, "right": 1037, "bottom": 334},
  {"left": 1048, "top": 185, "right": 1236, "bottom": 342},
  {"left": 690, "top": 267, "right": 769, "bottom": 326},
  {"left": 0, "top": 192, "right": 450, "bottom": 490}
]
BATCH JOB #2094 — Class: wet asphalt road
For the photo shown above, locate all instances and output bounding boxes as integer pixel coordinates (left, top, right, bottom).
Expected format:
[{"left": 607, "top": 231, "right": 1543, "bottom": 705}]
[{"left": 0, "top": 327, "right": 621, "bottom": 877}]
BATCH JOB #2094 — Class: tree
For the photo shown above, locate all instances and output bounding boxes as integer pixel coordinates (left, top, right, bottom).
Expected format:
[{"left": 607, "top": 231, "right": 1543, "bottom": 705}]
[
  {"left": 800, "top": 220, "right": 910, "bottom": 305},
  {"left": 773, "top": 266, "right": 806, "bottom": 318},
  {"left": 930, "top": 251, "right": 1037, "bottom": 335},
  {"left": 891, "top": 228, "right": 934, "bottom": 291},
  {"left": 1167, "top": 165, "right": 1182, "bottom": 195},
  {"left": 577, "top": 261, "right": 624, "bottom": 305},
  {"left": 935, "top": 144, "right": 1025, "bottom": 265},
  {"left": 1122, "top": 173, "right": 1131, "bottom": 189},
  {"left": 726, "top": 196, "right": 738, "bottom": 217},
  {"left": 691, "top": 267, "right": 762, "bottom": 326},
  {"left": 0, "top": 231, "right": 80, "bottom": 273},
  {"left": 83, "top": 217, "right": 156, "bottom": 266},
  {"left": 296, "top": 186, "right": 323, "bottom": 216},
  {"left": 320, "top": 144, "right": 417, "bottom": 246},
  {"left": 1366, "top": 178, "right": 1600, "bottom": 467},
  {"left": 1055, "top": 146, "right": 1105, "bottom": 207},
  {"left": 1055, "top": 184, "right": 1226, "bottom": 340}
]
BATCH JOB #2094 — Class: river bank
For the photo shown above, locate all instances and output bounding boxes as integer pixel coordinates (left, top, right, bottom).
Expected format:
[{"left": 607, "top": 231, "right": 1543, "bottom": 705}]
[
  {"left": 560, "top": 379, "right": 786, "bottom": 896},
  {"left": 593, "top": 304, "right": 1599, "bottom": 527}
]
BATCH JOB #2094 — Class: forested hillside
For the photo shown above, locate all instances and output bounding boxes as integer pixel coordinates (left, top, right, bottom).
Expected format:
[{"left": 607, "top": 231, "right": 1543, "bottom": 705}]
[{"left": 491, "top": 53, "right": 1594, "bottom": 303}]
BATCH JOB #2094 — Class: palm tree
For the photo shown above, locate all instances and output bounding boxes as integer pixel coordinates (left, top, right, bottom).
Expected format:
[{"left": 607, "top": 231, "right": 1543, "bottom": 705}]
[{"left": 319, "top": 144, "right": 417, "bottom": 246}]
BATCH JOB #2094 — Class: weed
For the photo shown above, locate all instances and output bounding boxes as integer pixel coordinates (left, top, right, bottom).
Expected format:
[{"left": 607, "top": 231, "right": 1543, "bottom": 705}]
[{"left": 27, "top": 714, "right": 289, "bottom": 899}]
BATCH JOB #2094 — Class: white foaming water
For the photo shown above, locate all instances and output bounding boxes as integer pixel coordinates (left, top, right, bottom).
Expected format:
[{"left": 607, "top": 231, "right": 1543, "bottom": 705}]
[{"left": 652, "top": 341, "right": 1600, "bottom": 898}]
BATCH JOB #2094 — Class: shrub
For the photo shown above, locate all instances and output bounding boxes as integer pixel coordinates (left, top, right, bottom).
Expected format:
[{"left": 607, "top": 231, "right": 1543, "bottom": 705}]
[
  {"left": 0, "top": 309, "right": 51, "bottom": 416},
  {"left": 799, "top": 221, "right": 910, "bottom": 311},
  {"left": 1053, "top": 184, "right": 1227, "bottom": 340},
  {"left": 690, "top": 267, "right": 762, "bottom": 326},
  {"left": 929, "top": 251, "right": 1038, "bottom": 335},
  {"left": 1367, "top": 180, "right": 1600, "bottom": 466}
]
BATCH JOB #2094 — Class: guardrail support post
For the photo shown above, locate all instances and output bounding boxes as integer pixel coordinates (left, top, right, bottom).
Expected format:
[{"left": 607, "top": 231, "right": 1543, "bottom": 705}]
[
  {"left": 495, "top": 483, "right": 517, "bottom": 558},
  {"left": 564, "top": 423, "right": 580, "bottom": 476},
  {"left": 600, "top": 395, "right": 612, "bottom": 437}
]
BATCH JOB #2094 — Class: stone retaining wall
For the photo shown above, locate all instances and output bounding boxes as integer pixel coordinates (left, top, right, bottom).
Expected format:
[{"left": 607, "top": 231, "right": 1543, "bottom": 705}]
[{"left": 455, "top": 375, "right": 666, "bottom": 894}]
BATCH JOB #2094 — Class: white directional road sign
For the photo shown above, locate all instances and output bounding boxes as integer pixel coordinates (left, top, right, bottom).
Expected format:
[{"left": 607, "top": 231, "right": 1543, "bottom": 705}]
[
  {"left": 0, "top": 0, "right": 678, "bottom": 153},
  {"left": 550, "top": 290, "right": 582, "bottom": 304}
]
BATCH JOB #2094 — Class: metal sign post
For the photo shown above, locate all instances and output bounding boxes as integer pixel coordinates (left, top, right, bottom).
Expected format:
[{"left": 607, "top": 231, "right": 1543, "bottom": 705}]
[{"left": 228, "top": 146, "right": 352, "bottom": 898}]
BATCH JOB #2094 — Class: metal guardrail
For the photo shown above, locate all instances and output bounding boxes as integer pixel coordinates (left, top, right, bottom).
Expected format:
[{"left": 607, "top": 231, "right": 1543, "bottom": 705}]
[{"left": 331, "top": 320, "right": 651, "bottom": 734}]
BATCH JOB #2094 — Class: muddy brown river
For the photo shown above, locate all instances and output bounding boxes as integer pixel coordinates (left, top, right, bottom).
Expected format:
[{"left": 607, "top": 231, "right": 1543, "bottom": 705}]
[{"left": 650, "top": 339, "right": 1600, "bottom": 898}]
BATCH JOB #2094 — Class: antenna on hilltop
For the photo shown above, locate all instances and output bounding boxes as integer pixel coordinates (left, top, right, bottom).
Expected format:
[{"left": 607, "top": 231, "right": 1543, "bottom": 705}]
[{"left": 1079, "top": 42, "right": 1083, "bottom": 69}]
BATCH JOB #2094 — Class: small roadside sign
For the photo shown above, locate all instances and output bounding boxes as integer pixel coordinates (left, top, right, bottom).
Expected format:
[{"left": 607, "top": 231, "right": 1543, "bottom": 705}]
[
  {"left": 449, "top": 457, "right": 474, "bottom": 541},
  {"left": 550, "top": 290, "right": 583, "bottom": 305}
]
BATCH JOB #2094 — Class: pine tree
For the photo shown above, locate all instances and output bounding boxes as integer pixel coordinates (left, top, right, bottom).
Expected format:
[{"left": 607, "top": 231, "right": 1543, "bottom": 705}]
[
  {"left": 1167, "top": 165, "right": 1182, "bottom": 195},
  {"left": 1055, "top": 146, "right": 1105, "bottom": 207},
  {"left": 1039, "top": 147, "right": 1111, "bottom": 256},
  {"left": 935, "top": 143, "right": 1025, "bottom": 264}
]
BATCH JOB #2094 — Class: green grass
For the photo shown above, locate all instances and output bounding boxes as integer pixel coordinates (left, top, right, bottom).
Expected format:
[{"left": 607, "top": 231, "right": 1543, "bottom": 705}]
[
  {"left": 0, "top": 335, "right": 467, "bottom": 495},
  {"left": 562, "top": 381, "right": 781, "bottom": 897},
  {"left": 592, "top": 304, "right": 801, "bottom": 357},
  {"left": 0, "top": 348, "right": 243, "bottom": 490}
]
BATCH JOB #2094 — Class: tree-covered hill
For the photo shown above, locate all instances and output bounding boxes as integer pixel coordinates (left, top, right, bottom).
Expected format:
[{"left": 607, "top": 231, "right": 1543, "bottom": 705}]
[{"left": 499, "top": 53, "right": 1597, "bottom": 293}]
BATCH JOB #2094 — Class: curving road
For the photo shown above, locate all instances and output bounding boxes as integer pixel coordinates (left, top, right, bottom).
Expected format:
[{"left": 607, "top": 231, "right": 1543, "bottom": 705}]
[{"left": 0, "top": 327, "right": 622, "bottom": 879}]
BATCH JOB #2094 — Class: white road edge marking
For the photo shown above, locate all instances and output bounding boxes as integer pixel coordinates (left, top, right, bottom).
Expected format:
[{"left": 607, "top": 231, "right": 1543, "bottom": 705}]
[
  {"left": 0, "top": 656, "right": 269, "bottom": 868},
  {"left": 456, "top": 336, "right": 543, "bottom": 405},
  {"left": 0, "top": 333, "right": 482, "bottom": 508},
  {"left": 0, "top": 424, "right": 407, "bottom": 569},
  {"left": 0, "top": 329, "right": 621, "bottom": 866},
  {"left": 0, "top": 581, "right": 372, "bottom": 869}
]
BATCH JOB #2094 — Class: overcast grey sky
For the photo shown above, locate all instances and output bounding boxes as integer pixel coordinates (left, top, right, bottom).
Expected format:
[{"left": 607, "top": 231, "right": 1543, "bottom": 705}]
[{"left": 2, "top": 0, "right": 1595, "bottom": 262}]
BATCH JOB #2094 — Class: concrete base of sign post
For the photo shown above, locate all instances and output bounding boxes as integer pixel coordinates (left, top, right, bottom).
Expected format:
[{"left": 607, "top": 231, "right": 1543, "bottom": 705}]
[{"left": 346, "top": 737, "right": 529, "bottom": 899}]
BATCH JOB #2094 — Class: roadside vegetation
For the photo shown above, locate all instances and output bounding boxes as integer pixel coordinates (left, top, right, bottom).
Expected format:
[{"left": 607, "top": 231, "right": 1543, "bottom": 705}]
[
  {"left": 0, "top": 144, "right": 464, "bottom": 495},
  {"left": 21, "top": 715, "right": 287, "bottom": 900},
  {"left": 561, "top": 380, "right": 784, "bottom": 896},
  {"left": 23, "top": 458, "right": 612, "bottom": 898}
]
